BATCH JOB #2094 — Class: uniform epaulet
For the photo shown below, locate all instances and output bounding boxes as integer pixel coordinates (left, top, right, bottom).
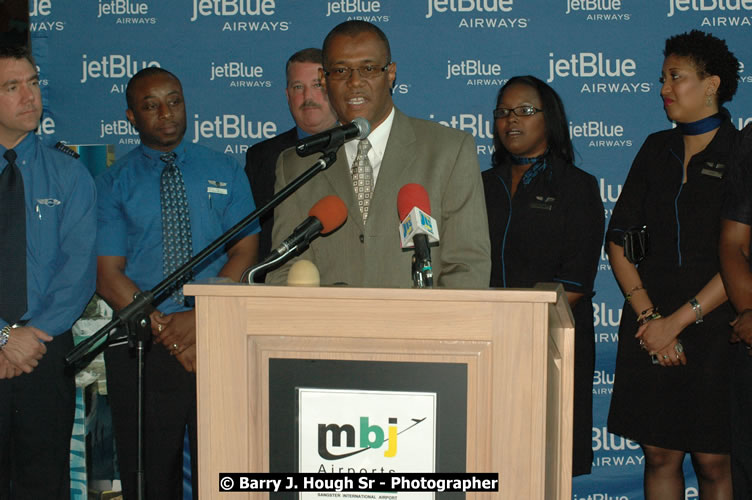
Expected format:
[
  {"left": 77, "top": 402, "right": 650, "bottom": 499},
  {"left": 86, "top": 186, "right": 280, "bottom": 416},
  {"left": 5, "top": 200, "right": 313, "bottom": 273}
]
[{"left": 53, "top": 141, "right": 80, "bottom": 159}]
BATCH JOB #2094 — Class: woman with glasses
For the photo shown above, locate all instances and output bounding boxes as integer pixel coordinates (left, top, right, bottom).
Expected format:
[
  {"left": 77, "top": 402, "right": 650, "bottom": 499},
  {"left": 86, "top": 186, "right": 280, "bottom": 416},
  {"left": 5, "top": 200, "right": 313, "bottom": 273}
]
[
  {"left": 607, "top": 30, "right": 740, "bottom": 498},
  {"left": 481, "top": 75, "right": 604, "bottom": 476}
]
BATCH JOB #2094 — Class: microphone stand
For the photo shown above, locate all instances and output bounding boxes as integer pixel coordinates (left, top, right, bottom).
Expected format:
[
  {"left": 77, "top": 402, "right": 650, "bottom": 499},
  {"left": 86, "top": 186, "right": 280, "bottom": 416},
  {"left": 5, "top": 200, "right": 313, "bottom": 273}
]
[
  {"left": 411, "top": 236, "right": 434, "bottom": 289},
  {"left": 242, "top": 252, "right": 288, "bottom": 284},
  {"left": 411, "top": 255, "right": 434, "bottom": 289},
  {"left": 64, "top": 148, "right": 338, "bottom": 500},
  {"left": 241, "top": 229, "right": 318, "bottom": 284}
]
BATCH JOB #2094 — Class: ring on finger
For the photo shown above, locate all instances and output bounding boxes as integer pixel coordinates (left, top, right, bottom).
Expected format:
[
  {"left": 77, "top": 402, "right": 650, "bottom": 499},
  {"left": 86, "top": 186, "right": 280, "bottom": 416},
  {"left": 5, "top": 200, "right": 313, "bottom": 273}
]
[
  {"left": 674, "top": 342, "right": 684, "bottom": 353},
  {"left": 172, "top": 343, "right": 179, "bottom": 352},
  {"left": 663, "top": 354, "right": 669, "bottom": 360},
  {"left": 158, "top": 324, "right": 163, "bottom": 333}
]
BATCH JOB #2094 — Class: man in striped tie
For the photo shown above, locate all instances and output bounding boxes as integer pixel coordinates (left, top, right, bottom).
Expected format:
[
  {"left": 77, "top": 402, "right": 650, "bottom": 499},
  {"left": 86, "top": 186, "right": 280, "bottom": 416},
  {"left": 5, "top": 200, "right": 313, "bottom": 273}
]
[{"left": 95, "top": 67, "right": 259, "bottom": 499}]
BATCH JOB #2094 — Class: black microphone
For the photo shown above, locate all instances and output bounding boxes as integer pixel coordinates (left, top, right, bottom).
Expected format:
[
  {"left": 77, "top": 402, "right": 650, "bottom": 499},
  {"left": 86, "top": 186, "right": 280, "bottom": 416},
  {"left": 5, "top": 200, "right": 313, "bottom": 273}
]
[
  {"left": 242, "top": 196, "right": 347, "bottom": 283},
  {"left": 296, "top": 117, "right": 370, "bottom": 157}
]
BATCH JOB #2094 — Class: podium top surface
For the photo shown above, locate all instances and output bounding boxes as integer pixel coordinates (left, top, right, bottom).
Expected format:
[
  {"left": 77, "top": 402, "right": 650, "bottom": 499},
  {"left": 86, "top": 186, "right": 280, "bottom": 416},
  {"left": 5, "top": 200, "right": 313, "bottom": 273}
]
[{"left": 184, "top": 281, "right": 566, "bottom": 305}]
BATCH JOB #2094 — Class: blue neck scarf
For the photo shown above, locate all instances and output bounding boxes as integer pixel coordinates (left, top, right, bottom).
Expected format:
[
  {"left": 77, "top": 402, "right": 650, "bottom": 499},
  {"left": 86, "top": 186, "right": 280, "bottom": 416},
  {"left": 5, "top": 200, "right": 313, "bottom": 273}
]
[
  {"left": 678, "top": 113, "right": 723, "bottom": 136},
  {"left": 509, "top": 152, "right": 549, "bottom": 186}
]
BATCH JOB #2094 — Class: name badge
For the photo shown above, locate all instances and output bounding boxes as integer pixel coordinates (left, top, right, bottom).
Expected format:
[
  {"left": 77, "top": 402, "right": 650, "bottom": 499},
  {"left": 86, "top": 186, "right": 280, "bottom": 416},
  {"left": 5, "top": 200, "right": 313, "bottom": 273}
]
[
  {"left": 207, "top": 180, "right": 228, "bottom": 195},
  {"left": 700, "top": 161, "right": 725, "bottom": 179},
  {"left": 530, "top": 195, "right": 555, "bottom": 211}
]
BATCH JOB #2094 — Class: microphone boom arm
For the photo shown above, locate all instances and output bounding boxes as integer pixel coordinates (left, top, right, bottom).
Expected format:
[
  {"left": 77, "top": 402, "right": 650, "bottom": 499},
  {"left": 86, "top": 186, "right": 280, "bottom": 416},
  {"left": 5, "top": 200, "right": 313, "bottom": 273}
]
[{"left": 65, "top": 149, "right": 339, "bottom": 369}]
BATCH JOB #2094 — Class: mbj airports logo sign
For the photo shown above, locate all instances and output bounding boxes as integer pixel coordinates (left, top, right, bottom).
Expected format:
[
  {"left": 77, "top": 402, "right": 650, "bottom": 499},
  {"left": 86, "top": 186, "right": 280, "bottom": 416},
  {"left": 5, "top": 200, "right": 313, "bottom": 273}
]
[
  {"left": 299, "top": 389, "right": 436, "bottom": 484},
  {"left": 318, "top": 416, "right": 427, "bottom": 460}
]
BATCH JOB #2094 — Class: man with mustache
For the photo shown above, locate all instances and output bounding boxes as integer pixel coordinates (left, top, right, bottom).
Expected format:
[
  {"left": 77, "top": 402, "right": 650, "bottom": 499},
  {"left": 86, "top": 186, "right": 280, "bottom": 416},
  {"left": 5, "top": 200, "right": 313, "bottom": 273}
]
[
  {"left": 95, "top": 67, "right": 259, "bottom": 499},
  {"left": 245, "top": 48, "right": 337, "bottom": 277},
  {"left": 0, "top": 45, "right": 96, "bottom": 500}
]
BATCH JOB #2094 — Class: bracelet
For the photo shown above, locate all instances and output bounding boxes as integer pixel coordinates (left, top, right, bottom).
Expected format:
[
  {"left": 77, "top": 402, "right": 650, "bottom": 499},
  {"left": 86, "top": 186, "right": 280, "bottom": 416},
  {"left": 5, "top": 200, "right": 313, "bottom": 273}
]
[
  {"left": 689, "top": 297, "right": 703, "bottom": 324},
  {"left": 637, "top": 306, "right": 657, "bottom": 322},
  {"left": 638, "top": 310, "right": 662, "bottom": 327},
  {"left": 625, "top": 284, "right": 645, "bottom": 304}
]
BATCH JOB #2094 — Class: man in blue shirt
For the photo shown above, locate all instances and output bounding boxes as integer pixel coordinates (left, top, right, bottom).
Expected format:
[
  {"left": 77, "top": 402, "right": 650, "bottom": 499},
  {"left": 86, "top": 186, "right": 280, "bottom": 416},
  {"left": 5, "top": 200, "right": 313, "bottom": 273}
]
[
  {"left": 96, "top": 67, "right": 259, "bottom": 499},
  {"left": 0, "top": 46, "right": 97, "bottom": 499}
]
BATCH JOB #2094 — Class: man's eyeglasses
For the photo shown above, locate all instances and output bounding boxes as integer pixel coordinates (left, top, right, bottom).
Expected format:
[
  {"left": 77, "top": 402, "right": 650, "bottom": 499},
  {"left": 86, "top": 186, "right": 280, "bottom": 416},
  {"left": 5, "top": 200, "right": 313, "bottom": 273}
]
[
  {"left": 493, "top": 106, "right": 543, "bottom": 119},
  {"left": 324, "top": 63, "right": 392, "bottom": 81}
]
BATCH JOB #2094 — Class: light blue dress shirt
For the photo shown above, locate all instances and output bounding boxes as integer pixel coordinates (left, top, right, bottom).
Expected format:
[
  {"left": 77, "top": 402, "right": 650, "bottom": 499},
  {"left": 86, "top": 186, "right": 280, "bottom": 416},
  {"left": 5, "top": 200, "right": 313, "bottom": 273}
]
[
  {"left": 0, "top": 133, "right": 97, "bottom": 336},
  {"left": 96, "top": 140, "right": 259, "bottom": 315}
]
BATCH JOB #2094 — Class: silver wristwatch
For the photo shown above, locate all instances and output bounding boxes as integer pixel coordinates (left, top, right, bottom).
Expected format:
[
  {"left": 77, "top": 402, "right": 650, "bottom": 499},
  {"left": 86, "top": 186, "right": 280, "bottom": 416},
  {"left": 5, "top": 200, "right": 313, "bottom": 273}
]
[{"left": 0, "top": 324, "right": 11, "bottom": 350}]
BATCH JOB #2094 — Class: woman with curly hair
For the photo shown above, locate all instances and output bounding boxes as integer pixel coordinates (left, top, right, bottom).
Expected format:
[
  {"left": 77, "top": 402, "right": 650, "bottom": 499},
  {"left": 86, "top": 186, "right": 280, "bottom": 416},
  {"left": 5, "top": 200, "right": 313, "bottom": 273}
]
[{"left": 607, "top": 30, "right": 741, "bottom": 498}]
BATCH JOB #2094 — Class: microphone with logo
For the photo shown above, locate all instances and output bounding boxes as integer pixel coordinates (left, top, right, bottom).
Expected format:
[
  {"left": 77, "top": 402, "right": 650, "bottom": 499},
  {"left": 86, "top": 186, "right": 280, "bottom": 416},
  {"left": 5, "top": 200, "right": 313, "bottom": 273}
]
[
  {"left": 397, "top": 184, "right": 440, "bottom": 289},
  {"left": 295, "top": 117, "right": 370, "bottom": 157},
  {"left": 242, "top": 195, "right": 347, "bottom": 284}
]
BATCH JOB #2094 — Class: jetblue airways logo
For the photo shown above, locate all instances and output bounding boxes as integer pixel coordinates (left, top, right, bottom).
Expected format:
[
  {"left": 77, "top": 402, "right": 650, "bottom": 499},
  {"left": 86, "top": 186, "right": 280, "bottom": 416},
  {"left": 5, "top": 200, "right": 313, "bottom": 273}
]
[
  {"left": 29, "top": 0, "right": 51, "bottom": 16},
  {"left": 566, "top": 0, "right": 621, "bottom": 12},
  {"left": 192, "top": 114, "right": 277, "bottom": 142},
  {"left": 565, "top": 0, "right": 631, "bottom": 20},
  {"left": 547, "top": 52, "right": 652, "bottom": 93},
  {"left": 81, "top": 55, "right": 160, "bottom": 83},
  {"left": 668, "top": 0, "right": 752, "bottom": 16},
  {"left": 191, "top": 0, "right": 276, "bottom": 21},
  {"left": 426, "top": 0, "right": 513, "bottom": 18},
  {"left": 547, "top": 52, "right": 636, "bottom": 82},
  {"left": 326, "top": 0, "right": 382, "bottom": 16},
  {"left": 210, "top": 61, "right": 271, "bottom": 87},
  {"left": 97, "top": 0, "right": 149, "bottom": 17}
]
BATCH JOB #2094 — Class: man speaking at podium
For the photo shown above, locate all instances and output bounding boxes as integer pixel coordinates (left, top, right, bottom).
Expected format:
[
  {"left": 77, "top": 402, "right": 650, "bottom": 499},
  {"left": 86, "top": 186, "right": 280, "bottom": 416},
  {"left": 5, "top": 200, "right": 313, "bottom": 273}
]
[{"left": 266, "top": 21, "right": 490, "bottom": 288}]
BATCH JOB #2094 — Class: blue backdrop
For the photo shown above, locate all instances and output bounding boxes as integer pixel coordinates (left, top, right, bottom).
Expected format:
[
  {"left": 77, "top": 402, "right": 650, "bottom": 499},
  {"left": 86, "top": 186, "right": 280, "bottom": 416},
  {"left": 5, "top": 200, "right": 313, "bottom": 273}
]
[{"left": 28, "top": 1, "right": 752, "bottom": 497}]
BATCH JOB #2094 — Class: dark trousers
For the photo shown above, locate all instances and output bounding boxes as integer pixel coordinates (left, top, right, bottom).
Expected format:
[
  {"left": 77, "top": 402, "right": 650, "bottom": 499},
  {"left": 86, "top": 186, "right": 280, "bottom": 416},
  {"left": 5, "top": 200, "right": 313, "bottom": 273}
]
[
  {"left": 105, "top": 342, "right": 197, "bottom": 500},
  {"left": 731, "top": 344, "right": 752, "bottom": 500},
  {"left": 0, "top": 331, "right": 75, "bottom": 500}
]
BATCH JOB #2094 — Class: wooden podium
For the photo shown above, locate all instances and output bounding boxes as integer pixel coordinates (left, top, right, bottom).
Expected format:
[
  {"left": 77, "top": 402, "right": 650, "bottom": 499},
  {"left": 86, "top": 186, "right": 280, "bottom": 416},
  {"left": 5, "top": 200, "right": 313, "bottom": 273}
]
[{"left": 184, "top": 282, "right": 574, "bottom": 499}]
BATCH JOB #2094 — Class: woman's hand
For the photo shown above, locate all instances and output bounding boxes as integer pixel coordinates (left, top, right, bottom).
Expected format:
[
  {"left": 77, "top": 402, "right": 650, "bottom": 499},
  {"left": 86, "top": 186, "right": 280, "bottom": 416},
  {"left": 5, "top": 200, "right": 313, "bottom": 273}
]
[
  {"left": 636, "top": 315, "right": 680, "bottom": 353},
  {"left": 650, "top": 338, "right": 687, "bottom": 367}
]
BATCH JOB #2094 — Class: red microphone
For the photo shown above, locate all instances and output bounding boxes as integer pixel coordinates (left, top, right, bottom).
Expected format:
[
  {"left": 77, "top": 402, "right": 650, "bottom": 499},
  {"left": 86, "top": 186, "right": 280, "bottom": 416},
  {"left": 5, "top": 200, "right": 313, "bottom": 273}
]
[
  {"left": 397, "top": 184, "right": 438, "bottom": 288},
  {"left": 308, "top": 195, "right": 348, "bottom": 235},
  {"left": 244, "top": 195, "right": 347, "bottom": 283},
  {"left": 397, "top": 184, "right": 440, "bottom": 249},
  {"left": 398, "top": 183, "right": 431, "bottom": 221}
]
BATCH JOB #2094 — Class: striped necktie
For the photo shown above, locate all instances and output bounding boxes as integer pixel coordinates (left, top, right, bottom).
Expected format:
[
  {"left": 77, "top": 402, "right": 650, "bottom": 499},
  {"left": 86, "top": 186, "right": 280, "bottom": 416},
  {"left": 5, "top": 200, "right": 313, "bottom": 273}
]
[{"left": 160, "top": 152, "right": 193, "bottom": 305}]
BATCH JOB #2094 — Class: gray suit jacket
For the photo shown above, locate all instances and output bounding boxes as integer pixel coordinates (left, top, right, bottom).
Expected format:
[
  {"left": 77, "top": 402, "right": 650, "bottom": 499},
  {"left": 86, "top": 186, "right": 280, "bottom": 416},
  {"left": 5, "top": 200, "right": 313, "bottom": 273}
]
[{"left": 266, "top": 108, "right": 491, "bottom": 288}]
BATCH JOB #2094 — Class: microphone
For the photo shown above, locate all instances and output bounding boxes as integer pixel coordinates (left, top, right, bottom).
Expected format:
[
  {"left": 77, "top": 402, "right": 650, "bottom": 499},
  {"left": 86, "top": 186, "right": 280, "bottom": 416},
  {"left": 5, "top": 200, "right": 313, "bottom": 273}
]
[
  {"left": 287, "top": 259, "right": 320, "bottom": 287},
  {"left": 242, "top": 195, "right": 347, "bottom": 283},
  {"left": 296, "top": 117, "right": 370, "bottom": 157},
  {"left": 397, "top": 184, "right": 439, "bottom": 288}
]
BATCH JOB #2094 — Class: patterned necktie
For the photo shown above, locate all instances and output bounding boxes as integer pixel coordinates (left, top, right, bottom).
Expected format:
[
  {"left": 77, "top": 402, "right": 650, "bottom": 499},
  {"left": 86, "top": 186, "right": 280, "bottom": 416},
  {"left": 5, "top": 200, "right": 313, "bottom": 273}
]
[
  {"left": 160, "top": 152, "right": 193, "bottom": 305},
  {"left": 0, "top": 149, "right": 27, "bottom": 324},
  {"left": 351, "top": 139, "right": 374, "bottom": 223}
]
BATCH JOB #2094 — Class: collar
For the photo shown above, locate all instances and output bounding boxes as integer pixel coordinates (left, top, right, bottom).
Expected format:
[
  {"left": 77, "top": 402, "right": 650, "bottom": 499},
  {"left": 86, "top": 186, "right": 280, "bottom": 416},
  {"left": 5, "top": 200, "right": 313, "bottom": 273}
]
[
  {"left": 344, "top": 106, "right": 395, "bottom": 163},
  {"left": 140, "top": 140, "right": 186, "bottom": 167},
  {"left": 0, "top": 132, "right": 35, "bottom": 158},
  {"left": 0, "top": 133, "right": 36, "bottom": 173}
]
